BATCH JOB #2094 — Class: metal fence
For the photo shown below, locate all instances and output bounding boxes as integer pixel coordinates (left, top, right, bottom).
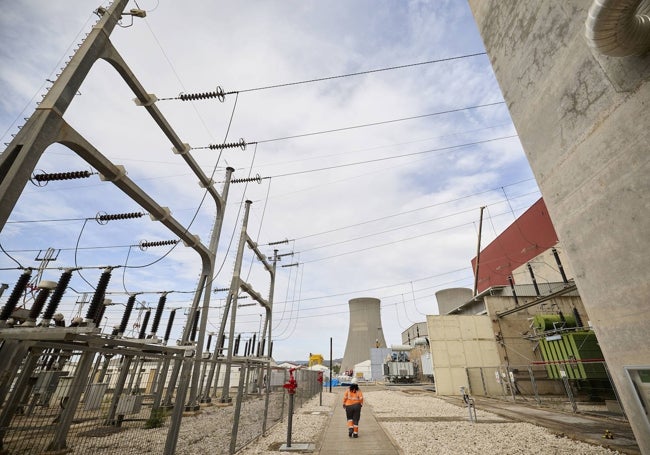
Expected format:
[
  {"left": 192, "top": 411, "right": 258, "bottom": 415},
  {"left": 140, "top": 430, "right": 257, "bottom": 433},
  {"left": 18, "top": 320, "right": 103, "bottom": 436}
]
[
  {"left": 465, "top": 362, "right": 625, "bottom": 417},
  {"left": 0, "top": 333, "right": 322, "bottom": 454}
]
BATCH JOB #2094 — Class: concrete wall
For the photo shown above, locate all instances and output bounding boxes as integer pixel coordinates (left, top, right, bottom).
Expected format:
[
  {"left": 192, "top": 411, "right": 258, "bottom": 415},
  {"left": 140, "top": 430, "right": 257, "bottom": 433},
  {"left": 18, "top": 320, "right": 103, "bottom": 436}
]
[
  {"left": 467, "top": 1, "right": 650, "bottom": 449},
  {"left": 427, "top": 315, "right": 501, "bottom": 396}
]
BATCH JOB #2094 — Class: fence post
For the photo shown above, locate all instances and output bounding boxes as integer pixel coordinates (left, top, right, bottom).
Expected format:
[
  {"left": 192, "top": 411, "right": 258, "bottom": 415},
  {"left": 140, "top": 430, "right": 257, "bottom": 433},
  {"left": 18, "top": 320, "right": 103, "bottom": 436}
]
[
  {"left": 558, "top": 363, "right": 577, "bottom": 412},
  {"left": 46, "top": 350, "right": 95, "bottom": 452},
  {"left": 164, "top": 352, "right": 193, "bottom": 455},
  {"left": 229, "top": 362, "right": 248, "bottom": 454},
  {"left": 528, "top": 366, "right": 541, "bottom": 405},
  {"left": 0, "top": 348, "right": 41, "bottom": 449}
]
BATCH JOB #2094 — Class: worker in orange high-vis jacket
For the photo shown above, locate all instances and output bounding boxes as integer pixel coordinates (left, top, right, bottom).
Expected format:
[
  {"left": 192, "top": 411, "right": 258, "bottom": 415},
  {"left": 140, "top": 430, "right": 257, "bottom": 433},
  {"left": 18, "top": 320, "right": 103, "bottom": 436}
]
[{"left": 343, "top": 380, "right": 364, "bottom": 438}]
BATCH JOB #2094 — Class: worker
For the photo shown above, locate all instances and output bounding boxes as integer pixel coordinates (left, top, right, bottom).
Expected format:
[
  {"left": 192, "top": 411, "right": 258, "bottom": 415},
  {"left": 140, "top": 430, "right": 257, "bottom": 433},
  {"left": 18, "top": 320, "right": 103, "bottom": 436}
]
[{"left": 342, "top": 379, "right": 364, "bottom": 438}]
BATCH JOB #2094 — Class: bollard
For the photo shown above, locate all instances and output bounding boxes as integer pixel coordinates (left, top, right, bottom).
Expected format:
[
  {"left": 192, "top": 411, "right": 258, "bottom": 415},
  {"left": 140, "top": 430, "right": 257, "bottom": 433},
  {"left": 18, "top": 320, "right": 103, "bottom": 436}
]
[
  {"left": 283, "top": 368, "right": 298, "bottom": 448},
  {"left": 318, "top": 372, "right": 323, "bottom": 406}
]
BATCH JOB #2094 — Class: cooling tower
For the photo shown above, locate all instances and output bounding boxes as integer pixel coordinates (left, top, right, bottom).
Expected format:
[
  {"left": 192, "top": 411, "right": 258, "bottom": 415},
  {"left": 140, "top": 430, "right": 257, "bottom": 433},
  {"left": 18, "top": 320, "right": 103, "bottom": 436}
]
[
  {"left": 435, "top": 288, "right": 473, "bottom": 314},
  {"left": 340, "top": 297, "right": 387, "bottom": 374}
]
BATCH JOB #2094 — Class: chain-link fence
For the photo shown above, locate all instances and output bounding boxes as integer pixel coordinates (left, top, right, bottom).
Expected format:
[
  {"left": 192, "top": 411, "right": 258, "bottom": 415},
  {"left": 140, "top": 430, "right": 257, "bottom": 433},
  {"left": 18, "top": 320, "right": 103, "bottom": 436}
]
[
  {"left": 0, "top": 335, "right": 322, "bottom": 454},
  {"left": 465, "top": 362, "right": 625, "bottom": 417}
]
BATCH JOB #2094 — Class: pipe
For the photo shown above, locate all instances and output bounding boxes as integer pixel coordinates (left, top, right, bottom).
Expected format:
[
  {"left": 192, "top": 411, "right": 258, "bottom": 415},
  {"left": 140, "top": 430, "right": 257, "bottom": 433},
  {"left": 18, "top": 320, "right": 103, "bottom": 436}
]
[{"left": 585, "top": 0, "right": 650, "bottom": 56}]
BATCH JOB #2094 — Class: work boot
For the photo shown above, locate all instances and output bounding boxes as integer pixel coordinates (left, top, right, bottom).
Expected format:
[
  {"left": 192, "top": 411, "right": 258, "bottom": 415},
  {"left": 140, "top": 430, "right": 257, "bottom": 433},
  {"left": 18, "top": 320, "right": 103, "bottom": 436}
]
[
  {"left": 353, "top": 433, "right": 358, "bottom": 438},
  {"left": 348, "top": 428, "right": 353, "bottom": 437}
]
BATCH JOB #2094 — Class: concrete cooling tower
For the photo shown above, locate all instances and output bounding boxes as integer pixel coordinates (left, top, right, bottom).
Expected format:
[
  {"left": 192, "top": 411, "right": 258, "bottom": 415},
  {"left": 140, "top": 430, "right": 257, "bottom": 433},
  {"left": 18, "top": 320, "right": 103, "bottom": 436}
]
[{"left": 340, "top": 297, "right": 387, "bottom": 374}]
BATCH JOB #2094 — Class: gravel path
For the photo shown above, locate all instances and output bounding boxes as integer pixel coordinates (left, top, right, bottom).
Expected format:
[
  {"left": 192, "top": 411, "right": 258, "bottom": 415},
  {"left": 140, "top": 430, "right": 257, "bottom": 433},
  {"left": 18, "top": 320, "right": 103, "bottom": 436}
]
[{"left": 237, "top": 388, "right": 623, "bottom": 455}]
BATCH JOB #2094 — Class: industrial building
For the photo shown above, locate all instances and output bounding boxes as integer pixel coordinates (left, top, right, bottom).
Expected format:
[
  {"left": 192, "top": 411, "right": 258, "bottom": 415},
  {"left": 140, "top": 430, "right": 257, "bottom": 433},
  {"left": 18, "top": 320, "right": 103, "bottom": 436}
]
[{"left": 467, "top": 1, "right": 650, "bottom": 450}]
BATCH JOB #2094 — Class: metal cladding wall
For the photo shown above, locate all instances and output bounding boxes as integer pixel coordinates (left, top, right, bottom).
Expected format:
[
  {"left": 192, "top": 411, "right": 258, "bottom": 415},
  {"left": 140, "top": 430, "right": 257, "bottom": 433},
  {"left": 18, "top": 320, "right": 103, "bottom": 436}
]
[
  {"left": 468, "top": 1, "right": 650, "bottom": 449},
  {"left": 340, "top": 297, "right": 387, "bottom": 374},
  {"left": 471, "top": 198, "right": 558, "bottom": 294}
]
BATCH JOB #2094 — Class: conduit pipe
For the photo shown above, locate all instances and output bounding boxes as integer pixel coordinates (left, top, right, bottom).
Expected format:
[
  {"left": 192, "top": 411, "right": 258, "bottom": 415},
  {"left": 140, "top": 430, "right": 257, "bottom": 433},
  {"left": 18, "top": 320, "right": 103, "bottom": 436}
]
[{"left": 585, "top": 0, "right": 650, "bottom": 56}]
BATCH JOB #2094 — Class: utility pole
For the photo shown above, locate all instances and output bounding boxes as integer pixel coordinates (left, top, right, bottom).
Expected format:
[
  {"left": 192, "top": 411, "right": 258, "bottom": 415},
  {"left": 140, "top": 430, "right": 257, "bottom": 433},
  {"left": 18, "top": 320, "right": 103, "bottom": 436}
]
[{"left": 473, "top": 206, "right": 486, "bottom": 297}]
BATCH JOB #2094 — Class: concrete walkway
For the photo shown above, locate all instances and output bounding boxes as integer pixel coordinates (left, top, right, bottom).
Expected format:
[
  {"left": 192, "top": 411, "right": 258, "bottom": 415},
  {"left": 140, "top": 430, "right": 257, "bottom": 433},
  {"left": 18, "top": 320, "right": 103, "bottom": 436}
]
[{"left": 317, "top": 388, "right": 401, "bottom": 454}]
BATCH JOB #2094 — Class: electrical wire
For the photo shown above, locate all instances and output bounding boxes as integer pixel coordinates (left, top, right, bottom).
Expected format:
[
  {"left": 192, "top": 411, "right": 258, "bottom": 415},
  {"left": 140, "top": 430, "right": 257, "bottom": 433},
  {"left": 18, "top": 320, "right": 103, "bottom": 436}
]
[
  {"left": 263, "top": 134, "right": 518, "bottom": 180},
  {"left": 159, "top": 52, "right": 488, "bottom": 101},
  {"left": 252, "top": 101, "right": 505, "bottom": 145}
]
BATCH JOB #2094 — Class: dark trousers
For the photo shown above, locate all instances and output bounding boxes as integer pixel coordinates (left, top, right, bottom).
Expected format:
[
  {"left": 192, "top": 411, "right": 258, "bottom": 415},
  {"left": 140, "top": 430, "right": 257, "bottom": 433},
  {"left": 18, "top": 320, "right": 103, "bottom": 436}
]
[{"left": 345, "top": 403, "right": 362, "bottom": 430}]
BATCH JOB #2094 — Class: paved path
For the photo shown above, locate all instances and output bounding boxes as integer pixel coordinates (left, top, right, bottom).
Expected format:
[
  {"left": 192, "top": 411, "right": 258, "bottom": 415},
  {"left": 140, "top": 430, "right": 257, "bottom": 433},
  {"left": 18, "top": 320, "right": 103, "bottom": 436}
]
[{"left": 317, "top": 388, "right": 401, "bottom": 454}]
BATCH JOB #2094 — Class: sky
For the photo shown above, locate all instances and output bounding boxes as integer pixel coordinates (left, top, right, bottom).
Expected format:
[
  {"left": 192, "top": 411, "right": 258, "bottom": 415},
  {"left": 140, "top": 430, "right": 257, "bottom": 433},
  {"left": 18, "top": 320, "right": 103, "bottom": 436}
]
[{"left": 0, "top": 0, "right": 540, "bottom": 362}]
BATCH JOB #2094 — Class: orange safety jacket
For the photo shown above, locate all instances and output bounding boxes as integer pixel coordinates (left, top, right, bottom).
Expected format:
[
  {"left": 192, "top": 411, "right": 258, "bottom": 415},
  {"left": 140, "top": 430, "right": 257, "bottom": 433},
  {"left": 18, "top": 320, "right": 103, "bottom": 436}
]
[{"left": 343, "top": 390, "right": 364, "bottom": 407}]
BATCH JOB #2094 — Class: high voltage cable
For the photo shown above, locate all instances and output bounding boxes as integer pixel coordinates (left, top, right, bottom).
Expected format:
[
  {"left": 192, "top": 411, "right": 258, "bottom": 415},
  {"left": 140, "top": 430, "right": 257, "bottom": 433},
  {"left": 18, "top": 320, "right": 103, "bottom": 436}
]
[
  {"left": 252, "top": 101, "right": 505, "bottom": 145},
  {"left": 160, "top": 52, "right": 488, "bottom": 101},
  {"left": 265, "top": 134, "right": 518, "bottom": 179},
  {"left": 287, "top": 178, "right": 536, "bottom": 242}
]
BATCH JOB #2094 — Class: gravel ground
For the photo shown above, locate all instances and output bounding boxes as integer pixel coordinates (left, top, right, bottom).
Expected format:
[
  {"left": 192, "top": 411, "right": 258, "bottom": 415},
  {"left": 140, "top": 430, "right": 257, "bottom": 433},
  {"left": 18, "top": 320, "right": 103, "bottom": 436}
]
[
  {"left": 365, "top": 390, "right": 622, "bottom": 455},
  {"left": 236, "top": 388, "right": 623, "bottom": 455}
]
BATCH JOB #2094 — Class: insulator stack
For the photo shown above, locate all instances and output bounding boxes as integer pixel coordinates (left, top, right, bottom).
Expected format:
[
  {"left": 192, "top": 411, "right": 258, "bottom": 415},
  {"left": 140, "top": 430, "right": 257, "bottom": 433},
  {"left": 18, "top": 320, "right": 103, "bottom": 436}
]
[
  {"left": 251, "top": 333, "right": 256, "bottom": 355},
  {"left": 231, "top": 174, "right": 263, "bottom": 184},
  {"left": 138, "top": 310, "right": 151, "bottom": 339},
  {"left": 42, "top": 270, "right": 73, "bottom": 322},
  {"left": 190, "top": 310, "right": 200, "bottom": 342},
  {"left": 139, "top": 239, "right": 178, "bottom": 250},
  {"left": 268, "top": 239, "right": 289, "bottom": 246},
  {"left": 94, "top": 301, "right": 108, "bottom": 326},
  {"left": 235, "top": 334, "right": 241, "bottom": 355},
  {"left": 0, "top": 270, "right": 32, "bottom": 321},
  {"left": 27, "top": 287, "right": 53, "bottom": 323},
  {"left": 243, "top": 340, "right": 249, "bottom": 357},
  {"left": 150, "top": 294, "right": 167, "bottom": 335},
  {"left": 85, "top": 269, "right": 112, "bottom": 323},
  {"left": 119, "top": 295, "right": 136, "bottom": 335},
  {"left": 178, "top": 86, "right": 225, "bottom": 102},
  {"left": 206, "top": 334, "right": 212, "bottom": 352},
  {"left": 269, "top": 341, "right": 273, "bottom": 358},
  {"left": 218, "top": 334, "right": 226, "bottom": 355},
  {"left": 260, "top": 338, "right": 266, "bottom": 357},
  {"left": 31, "top": 170, "right": 92, "bottom": 185},
  {"left": 96, "top": 212, "right": 144, "bottom": 223},
  {"left": 163, "top": 309, "right": 176, "bottom": 345},
  {"left": 207, "top": 138, "right": 247, "bottom": 151}
]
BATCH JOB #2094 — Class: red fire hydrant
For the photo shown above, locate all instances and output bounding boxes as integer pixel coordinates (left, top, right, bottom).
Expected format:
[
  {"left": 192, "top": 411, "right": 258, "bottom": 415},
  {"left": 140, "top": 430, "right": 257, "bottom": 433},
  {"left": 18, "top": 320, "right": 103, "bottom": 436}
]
[
  {"left": 283, "top": 368, "right": 298, "bottom": 448},
  {"left": 283, "top": 368, "right": 298, "bottom": 395}
]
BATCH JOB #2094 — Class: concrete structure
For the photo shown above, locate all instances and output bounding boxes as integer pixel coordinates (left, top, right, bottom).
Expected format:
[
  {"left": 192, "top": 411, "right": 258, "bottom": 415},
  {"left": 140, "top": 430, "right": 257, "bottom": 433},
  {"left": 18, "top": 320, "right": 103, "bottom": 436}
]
[
  {"left": 340, "top": 297, "right": 387, "bottom": 374},
  {"left": 435, "top": 288, "right": 473, "bottom": 314},
  {"left": 467, "top": 2, "right": 650, "bottom": 449},
  {"left": 427, "top": 315, "right": 501, "bottom": 396},
  {"left": 400, "top": 322, "right": 428, "bottom": 345}
]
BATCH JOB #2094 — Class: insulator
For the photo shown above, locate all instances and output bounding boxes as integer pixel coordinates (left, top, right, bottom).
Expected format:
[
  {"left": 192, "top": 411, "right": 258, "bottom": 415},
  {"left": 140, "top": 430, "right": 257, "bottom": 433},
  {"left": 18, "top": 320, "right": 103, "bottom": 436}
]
[
  {"left": 139, "top": 239, "right": 178, "bottom": 250},
  {"left": 138, "top": 310, "right": 151, "bottom": 339},
  {"left": 206, "top": 334, "right": 212, "bottom": 352},
  {"left": 0, "top": 270, "right": 32, "bottom": 321},
  {"left": 190, "top": 310, "right": 200, "bottom": 342},
  {"left": 231, "top": 174, "right": 263, "bottom": 184},
  {"left": 234, "top": 334, "right": 241, "bottom": 355},
  {"left": 85, "top": 269, "right": 112, "bottom": 322},
  {"left": 213, "top": 287, "right": 229, "bottom": 293},
  {"left": 163, "top": 309, "right": 176, "bottom": 343},
  {"left": 31, "top": 170, "right": 92, "bottom": 186},
  {"left": 268, "top": 239, "right": 289, "bottom": 246},
  {"left": 207, "top": 138, "right": 247, "bottom": 151},
  {"left": 28, "top": 287, "right": 52, "bottom": 321},
  {"left": 43, "top": 270, "right": 73, "bottom": 321},
  {"left": 119, "top": 295, "right": 136, "bottom": 335},
  {"left": 150, "top": 294, "right": 167, "bottom": 334},
  {"left": 178, "top": 86, "right": 225, "bottom": 102},
  {"left": 96, "top": 211, "right": 145, "bottom": 224}
]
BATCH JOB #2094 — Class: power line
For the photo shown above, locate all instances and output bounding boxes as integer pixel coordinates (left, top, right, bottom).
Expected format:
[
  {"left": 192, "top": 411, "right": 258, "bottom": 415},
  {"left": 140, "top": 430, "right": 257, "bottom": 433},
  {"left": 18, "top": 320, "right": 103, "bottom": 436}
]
[
  {"left": 160, "top": 52, "right": 488, "bottom": 101},
  {"left": 253, "top": 101, "right": 505, "bottom": 145},
  {"left": 265, "top": 134, "right": 518, "bottom": 179}
]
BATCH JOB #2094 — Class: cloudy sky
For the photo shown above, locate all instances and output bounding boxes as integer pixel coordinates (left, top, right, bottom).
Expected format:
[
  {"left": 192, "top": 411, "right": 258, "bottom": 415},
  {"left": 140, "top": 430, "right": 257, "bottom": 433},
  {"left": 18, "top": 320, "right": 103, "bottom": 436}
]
[{"left": 0, "top": 0, "right": 540, "bottom": 362}]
